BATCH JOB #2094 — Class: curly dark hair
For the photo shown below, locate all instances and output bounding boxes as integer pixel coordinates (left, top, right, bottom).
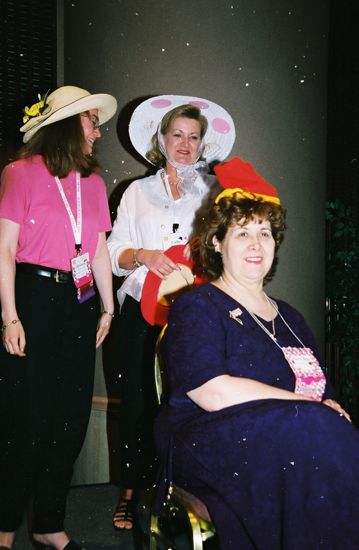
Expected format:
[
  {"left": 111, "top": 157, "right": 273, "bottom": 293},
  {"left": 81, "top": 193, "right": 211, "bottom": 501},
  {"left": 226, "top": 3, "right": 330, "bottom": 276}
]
[
  {"left": 18, "top": 112, "right": 101, "bottom": 178},
  {"left": 146, "top": 104, "right": 208, "bottom": 167},
  {"left": 198, "top": 194, "right": 286, "bottom": 282}
]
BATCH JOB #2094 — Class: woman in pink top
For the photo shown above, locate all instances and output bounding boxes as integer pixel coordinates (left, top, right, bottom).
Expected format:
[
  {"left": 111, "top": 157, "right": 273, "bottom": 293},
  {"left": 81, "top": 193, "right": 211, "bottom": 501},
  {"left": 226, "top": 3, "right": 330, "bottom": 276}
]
[{"left": 0, "top": 86, "right": 117, "bottom": 550}]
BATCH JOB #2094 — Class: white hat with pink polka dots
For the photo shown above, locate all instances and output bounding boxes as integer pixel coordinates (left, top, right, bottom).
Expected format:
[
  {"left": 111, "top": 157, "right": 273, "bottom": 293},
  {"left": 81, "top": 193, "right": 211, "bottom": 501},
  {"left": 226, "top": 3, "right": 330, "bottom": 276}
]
[{"left": 129, "top": 95, "right": 235, "bottom": 164}]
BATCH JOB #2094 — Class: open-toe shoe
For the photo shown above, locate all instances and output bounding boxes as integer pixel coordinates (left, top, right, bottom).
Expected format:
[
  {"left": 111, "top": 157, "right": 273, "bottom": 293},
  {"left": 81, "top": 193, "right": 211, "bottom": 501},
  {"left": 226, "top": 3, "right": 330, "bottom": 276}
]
[{"left": 112, "top": 498, "right": 137, "bottom": 530}]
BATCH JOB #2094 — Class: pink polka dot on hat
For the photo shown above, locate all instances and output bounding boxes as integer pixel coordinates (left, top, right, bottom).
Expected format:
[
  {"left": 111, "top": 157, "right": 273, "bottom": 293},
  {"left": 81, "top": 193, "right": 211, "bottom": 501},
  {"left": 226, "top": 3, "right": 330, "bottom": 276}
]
[{"left": 129, "top": 94, "right": 235, "bottom": 164}]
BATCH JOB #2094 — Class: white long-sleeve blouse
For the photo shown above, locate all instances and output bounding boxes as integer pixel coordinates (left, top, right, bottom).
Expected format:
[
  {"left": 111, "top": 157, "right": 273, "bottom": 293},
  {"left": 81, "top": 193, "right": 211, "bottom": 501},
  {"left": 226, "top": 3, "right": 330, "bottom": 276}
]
[{"left": 107, "top": 169, "right": 216, "bottom": 308}]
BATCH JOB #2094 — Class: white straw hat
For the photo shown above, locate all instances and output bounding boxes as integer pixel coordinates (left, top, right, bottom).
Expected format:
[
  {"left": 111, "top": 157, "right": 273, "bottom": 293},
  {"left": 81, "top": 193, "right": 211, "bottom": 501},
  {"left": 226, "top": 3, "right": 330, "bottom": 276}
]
[
  {"left": 20, "top": 85, "right": 118, "bottom": 143},
  {"left": 129, "top": 95, "right": 235, "bottom": 164}
]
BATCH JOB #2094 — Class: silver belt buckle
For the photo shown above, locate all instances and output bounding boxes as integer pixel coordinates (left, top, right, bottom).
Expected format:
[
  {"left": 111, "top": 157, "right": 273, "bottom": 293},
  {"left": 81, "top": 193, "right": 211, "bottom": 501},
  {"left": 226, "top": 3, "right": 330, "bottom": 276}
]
[{"left": 54, "top": 270, "right": 64, "bottom": 283}]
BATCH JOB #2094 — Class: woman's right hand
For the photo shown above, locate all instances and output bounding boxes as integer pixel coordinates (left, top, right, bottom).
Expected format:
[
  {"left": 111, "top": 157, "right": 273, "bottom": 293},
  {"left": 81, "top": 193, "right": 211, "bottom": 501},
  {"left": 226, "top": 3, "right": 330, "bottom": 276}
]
[
  {"left": 1, "top": 320, "right": 26, "bottom": 356},
  {"left": 139, "top": 249, "right": 180, "bottom": 279},
  {"left": 322, "top": 398, "right": 351, "bottom": 422}
]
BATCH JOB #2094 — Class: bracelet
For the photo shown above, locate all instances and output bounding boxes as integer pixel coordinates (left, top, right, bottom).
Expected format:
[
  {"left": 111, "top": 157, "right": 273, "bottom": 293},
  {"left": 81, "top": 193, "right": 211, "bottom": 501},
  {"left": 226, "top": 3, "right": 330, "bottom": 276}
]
[
  {"left": 2, "top": 319, "right": 20, "bottom": 332},
  {"left": 102, "top": 311, "right": 115, "bottom": 318},
  {"left": 133, "top": 248, "right": 143, "bottom": 269}
]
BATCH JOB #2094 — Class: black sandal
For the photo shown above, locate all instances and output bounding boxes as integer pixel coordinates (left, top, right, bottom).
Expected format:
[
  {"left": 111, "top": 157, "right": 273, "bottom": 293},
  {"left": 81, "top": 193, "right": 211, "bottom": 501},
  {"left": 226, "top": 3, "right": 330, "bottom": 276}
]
[{"left": 112, "top": 498, "right": 137, "bottom": 530}]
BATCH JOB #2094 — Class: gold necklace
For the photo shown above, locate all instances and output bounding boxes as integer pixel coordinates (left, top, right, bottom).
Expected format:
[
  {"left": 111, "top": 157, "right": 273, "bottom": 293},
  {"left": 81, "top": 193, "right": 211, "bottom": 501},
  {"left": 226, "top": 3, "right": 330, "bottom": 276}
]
[
  {"left": 161, "top": 170, "right": 178, "bottom": 186},
  {"left": 220, "top": 276, "right": 276, "bottom": 337}
]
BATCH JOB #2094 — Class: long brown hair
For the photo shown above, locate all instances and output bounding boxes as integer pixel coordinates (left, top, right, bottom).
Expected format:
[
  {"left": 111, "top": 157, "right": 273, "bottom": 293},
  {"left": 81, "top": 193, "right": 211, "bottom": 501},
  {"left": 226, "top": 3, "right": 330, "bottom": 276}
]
[{"left": 18, "top": 113, "right": 101, "bottom": 178}]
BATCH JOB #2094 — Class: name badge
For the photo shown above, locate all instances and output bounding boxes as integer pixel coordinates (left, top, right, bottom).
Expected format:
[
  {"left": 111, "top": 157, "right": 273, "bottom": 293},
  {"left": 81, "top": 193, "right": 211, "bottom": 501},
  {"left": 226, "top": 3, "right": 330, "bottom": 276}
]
[
  {"left": 281, "top": 346, "right": 326, "bottom": 401},
  {"left": 71, "top": 252, "right": 96, "bottom": 303},
  {"left": 162, "top": 230, "right": 188, "bottom": 248}
]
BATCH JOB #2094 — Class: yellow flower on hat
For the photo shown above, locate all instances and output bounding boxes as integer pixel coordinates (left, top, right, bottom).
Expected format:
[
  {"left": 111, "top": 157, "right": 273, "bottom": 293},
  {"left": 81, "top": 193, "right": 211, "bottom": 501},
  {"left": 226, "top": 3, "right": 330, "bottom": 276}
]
[{"left": 22, "top": 91, "right": 50, "bottom": 123}]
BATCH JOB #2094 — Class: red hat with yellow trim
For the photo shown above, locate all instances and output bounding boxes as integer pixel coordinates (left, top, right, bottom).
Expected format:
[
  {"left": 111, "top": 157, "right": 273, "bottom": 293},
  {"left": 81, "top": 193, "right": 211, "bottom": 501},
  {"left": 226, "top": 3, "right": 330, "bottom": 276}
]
[
  {"left": 214, "top": 156, "right": 280, "bottom": 205},
  {"left": 141, "top": 244, "right": 207, "bottom": 326}
]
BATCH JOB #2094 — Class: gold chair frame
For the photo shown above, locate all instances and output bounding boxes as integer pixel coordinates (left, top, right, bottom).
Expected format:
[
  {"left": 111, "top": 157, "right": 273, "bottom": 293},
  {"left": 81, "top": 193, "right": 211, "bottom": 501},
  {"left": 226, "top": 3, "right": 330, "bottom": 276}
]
[{"left": 149, "top": 326, "right": 216, "bottom": 550}]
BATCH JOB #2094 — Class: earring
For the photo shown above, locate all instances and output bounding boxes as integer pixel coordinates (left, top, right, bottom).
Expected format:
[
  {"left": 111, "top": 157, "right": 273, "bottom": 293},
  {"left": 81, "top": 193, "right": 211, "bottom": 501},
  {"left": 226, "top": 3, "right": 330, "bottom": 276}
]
[{"left": 213, "top": 237, "right": 221, "bottom": 254}]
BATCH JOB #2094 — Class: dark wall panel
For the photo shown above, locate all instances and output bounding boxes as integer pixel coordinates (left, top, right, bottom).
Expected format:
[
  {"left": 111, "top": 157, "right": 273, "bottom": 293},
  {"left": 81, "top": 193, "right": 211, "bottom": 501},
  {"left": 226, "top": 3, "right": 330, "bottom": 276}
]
[
  {"left": 0, "top": 0, "right": 57, "bottom": 166},
  {"left": 327, "top": 0, "right": 359, "bottom": 220},
  {"left": 63, "top": 0, "right": 329, "bottom": 343}
]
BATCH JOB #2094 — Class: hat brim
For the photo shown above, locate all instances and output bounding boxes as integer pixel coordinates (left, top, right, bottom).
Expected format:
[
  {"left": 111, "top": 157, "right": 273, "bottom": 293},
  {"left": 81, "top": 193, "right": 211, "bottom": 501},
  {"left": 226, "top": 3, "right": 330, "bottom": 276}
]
[
  {"left": 21, "top": 93, "right": 117, "bottom": 143},
  {"left": 129, "top": 95, "right": 235, "bottom": 165},
  {"left": 141, "top": 244, "right": 207, "bottom": 326}
]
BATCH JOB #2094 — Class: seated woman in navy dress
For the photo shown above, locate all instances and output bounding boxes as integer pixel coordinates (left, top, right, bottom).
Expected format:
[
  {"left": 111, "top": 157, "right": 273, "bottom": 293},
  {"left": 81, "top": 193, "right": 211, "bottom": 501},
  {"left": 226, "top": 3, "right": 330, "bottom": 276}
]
[{"left": 154, "top": 156, "right": 359, "bottom": 549}]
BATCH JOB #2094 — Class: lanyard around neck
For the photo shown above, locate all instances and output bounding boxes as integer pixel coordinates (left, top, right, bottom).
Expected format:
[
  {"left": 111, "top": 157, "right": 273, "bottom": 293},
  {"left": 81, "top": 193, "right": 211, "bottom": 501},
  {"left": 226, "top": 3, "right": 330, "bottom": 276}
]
[
  {"left": 246, "top": 294, "right": 306, "bottom": 350},
  {"left": 55, "top": 172, "right": 82, "bottom": 252}
]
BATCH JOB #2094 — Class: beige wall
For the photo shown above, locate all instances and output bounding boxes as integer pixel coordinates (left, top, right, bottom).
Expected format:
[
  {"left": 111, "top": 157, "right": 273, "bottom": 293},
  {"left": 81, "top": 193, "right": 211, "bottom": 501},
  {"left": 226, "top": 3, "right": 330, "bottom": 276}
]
[{"left": 62, "top": 0, "right": 330, "bottom": 483}]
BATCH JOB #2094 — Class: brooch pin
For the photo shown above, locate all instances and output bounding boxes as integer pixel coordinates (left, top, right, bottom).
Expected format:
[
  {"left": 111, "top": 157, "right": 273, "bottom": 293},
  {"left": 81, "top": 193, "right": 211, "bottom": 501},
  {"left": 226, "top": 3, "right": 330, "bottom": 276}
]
[{"left": 229, "top": 307, "right": 243, "bottom": 325}]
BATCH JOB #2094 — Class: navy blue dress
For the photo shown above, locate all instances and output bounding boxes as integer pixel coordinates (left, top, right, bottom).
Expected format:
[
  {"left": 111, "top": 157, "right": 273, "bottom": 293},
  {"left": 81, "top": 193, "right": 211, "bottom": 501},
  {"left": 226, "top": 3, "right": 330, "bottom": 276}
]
[{"left": 154, "top": 284, "right": 359, "bottom": 549}]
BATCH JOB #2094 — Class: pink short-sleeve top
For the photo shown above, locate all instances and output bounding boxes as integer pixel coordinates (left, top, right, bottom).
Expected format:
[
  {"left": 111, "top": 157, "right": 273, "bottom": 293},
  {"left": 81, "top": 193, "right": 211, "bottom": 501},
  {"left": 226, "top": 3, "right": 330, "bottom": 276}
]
[{"left": 0, "top": 155, "right": 112, "bottom": 271}]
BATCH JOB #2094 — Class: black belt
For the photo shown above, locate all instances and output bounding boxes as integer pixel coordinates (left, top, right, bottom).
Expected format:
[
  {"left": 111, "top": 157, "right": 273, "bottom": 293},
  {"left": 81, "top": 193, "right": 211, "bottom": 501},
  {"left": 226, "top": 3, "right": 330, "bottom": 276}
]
[{"left": 17, "top": 262, "right": 72, "bottom": 284}]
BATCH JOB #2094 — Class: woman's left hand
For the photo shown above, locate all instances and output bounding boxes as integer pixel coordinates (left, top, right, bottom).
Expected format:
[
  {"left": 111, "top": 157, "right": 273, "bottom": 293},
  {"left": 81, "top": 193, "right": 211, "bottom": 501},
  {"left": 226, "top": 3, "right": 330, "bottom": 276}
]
[
  {"left": 96, "top": 311, "right": 113, "bottom": 348},
  {"left": 322, "top": 398, "right": 351, "bottom": 422}
]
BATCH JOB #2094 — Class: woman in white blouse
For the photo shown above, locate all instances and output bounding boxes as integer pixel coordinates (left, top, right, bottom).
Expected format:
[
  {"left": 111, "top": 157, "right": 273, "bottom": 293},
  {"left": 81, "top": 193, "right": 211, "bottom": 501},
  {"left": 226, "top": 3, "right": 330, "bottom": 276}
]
[{"left": 107, "top": 94, "right": 235, "bottom": 530}]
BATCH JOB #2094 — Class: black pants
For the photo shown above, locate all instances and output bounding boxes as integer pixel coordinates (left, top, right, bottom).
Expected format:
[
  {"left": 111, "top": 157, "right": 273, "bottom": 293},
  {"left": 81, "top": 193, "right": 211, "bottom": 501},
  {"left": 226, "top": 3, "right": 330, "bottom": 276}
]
[
  {"left": 117, "top": 295, "right": 161, "bottom": 490},
  {"left": 0, "top": 269, "right": 98, "bottom": 533}
]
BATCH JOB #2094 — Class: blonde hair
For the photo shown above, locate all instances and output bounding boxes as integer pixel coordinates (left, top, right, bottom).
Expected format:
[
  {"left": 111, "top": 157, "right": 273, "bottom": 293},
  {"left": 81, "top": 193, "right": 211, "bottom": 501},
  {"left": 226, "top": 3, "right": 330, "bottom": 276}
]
[{"left": 146, "top": 104, "right": 208, "bottom": 167}]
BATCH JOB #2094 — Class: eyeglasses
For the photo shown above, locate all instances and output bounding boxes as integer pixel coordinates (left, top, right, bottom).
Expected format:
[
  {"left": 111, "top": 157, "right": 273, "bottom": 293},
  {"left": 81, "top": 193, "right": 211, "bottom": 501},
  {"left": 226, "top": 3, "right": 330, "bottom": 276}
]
[{"left": 81, "top": 114, "right": 100, "bottom": 130}]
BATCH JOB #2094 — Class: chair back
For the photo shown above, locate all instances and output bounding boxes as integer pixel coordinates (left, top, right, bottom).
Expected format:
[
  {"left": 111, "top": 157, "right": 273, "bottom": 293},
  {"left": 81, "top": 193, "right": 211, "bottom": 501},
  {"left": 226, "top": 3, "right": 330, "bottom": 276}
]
[
  {"left": 154, "top": 324, "right": 169, "bottom": 405},
  {"left": 150, "top": 324, "right": 216, "bottom": 550}
]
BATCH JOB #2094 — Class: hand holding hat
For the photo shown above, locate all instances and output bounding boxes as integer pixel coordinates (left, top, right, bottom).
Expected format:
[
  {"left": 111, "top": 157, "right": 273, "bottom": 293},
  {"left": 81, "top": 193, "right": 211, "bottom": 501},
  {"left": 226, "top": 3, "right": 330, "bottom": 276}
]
[{"left": 141, "top": 244, "right": 207, "bottom": 326}]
